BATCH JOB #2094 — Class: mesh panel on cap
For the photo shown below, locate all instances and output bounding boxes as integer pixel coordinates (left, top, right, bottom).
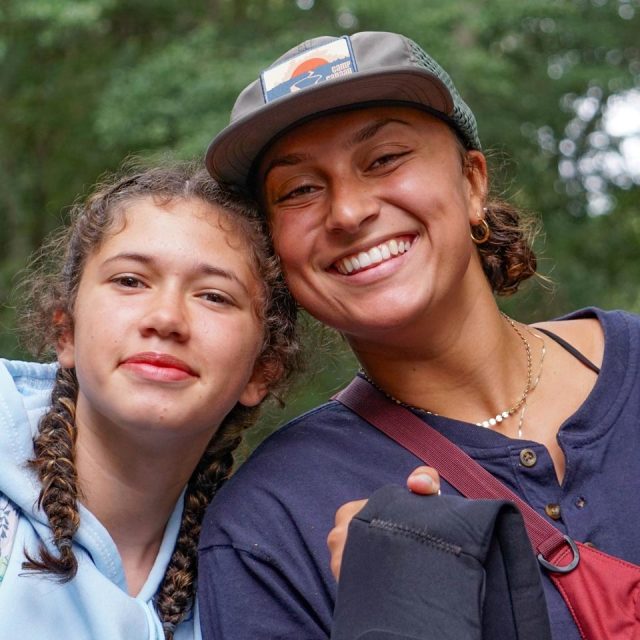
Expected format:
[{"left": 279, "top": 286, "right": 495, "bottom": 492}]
[{"left": 407, "top": 39, "right": 479, "bottom": 149}]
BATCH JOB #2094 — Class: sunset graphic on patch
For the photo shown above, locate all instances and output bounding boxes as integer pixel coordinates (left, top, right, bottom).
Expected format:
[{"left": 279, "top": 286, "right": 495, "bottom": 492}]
[
  {"left": 261, "top": 37, "right": 355, "bottom": 102},
  {"left": 291, "top": 58, "right": 328, "bottom": 78}
]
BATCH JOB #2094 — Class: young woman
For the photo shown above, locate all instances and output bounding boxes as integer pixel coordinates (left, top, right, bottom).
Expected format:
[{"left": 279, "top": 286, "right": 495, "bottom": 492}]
[
  {"left": 199, "top": 31, "right": 640, "bottom": 639},
  {"left": 0, "top": 163, "right": 298, "bottom": 639}
]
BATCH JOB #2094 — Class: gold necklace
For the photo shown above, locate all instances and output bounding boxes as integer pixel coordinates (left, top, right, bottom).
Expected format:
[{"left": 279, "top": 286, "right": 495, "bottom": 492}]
[
  {"left": 475, "top": 314, "right": 531, "bottom": 429},
  {"left": 513, "top": 326, "right": 546, "bottom": 438},
  {"left": 359, "top": 314, "right": 544, "bottom": 438}
]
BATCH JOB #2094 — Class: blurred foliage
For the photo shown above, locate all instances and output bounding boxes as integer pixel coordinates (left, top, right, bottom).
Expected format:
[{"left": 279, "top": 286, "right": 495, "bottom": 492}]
[{"left": 1, "top": 0, "right": 639, "bottom": 449}]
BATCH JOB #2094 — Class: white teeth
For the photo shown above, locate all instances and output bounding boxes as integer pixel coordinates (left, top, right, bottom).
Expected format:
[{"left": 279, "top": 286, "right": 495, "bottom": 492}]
[
  {"left": 334, "top": 237, "right": 414, "bottom": 275},
  {"left": 357, "top": 252, "right": 371, "bottom": 267},
  {"left": 341, "top": 258, "right": 354, "bottom": 273},
  {"left": 369, "top": 247, "right": 383, "bottom": 264}
]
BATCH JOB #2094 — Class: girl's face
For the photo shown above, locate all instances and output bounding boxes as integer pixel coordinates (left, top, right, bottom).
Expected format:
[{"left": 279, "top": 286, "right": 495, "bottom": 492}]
[
  {"left": 57, "top": 196, "right": 267, "bottom": 450},
  {"left": 260, "top": 106, "right": 488, "bottom": 345}
]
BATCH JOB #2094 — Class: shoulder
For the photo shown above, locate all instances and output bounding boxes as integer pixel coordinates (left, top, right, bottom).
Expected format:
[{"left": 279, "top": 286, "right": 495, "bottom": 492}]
[
  {"left": 200, "top": 401, "right": 348, "bottom": 547},
  {"left": 531, "top": 307, "right": 639, "bottom": 370},
  {"left": 0, "top": 359, "right": 56, "bottom": 431},
  {"left": 235, "top": 399, "right": 371, "bottom": 469},
  {"left": 200, "top": 398, "right": 407, "bottom": 548},
  {"left": 213, "top": 400, "right": 368, "bottom": 502},
  {"left": 0, "top": 359, "right": 57, "bottom": 395}
]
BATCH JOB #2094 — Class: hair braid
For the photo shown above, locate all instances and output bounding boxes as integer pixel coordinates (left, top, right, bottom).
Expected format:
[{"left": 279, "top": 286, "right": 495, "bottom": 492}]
[
  {"left": 154, "top": 405, "right": 258, "bottom": 639},
  {"left": 23, "top": 367, "right": 81, "bottom": 581}
]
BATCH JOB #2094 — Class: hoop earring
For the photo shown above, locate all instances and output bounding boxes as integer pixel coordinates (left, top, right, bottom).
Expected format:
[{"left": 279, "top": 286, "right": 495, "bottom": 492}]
[{"left": 470, "top": 218, "right": 490, "bottom": 244}]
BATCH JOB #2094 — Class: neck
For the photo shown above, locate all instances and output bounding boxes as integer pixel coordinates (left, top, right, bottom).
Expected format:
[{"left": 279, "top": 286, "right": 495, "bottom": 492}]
[
  {"left": 348, "top": 299, "right": 534, "bottom": 429},
  {"left": 73, "top": 413, "right": 206, "bottom": 594}
]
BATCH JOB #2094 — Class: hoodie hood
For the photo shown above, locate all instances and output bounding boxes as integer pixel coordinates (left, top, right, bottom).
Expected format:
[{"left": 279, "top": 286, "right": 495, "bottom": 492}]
[{"left": 0, "top": 359, "right": 56, "bottom": 523}]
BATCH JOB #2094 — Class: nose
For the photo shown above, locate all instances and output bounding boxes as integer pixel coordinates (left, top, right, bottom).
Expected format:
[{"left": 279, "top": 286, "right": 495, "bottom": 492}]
[
  {"left": 140, "top": 288, "right": 190, "bottom": 342},
  {"left": 326, "top": 177, "right": 380, "bottom": 234}
]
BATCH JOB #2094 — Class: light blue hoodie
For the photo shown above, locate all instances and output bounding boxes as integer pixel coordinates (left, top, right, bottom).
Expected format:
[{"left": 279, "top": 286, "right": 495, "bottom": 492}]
[{"left": 0, "top": 359, "right": 201, "bottom": 640}]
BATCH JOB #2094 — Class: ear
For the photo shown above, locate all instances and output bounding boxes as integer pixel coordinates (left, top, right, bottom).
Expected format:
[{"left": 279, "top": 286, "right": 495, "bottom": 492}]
[
  {"left": 237, "top": 361, "right": 272, "bottom": 407},
  {"left": 463, "top": 150, "right": 488, "bottom": 223},
  {"left": 54, "top": 310, "right": 76, "bottom": 369},
  {"left": 238, "top": 364, "right": 269, "bottom": 407}
]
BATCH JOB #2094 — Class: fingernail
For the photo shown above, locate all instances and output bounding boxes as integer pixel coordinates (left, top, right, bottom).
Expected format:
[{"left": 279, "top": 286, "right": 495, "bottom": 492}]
[{"left": 413, "top": 473, "right": 434, "bottom": 490}]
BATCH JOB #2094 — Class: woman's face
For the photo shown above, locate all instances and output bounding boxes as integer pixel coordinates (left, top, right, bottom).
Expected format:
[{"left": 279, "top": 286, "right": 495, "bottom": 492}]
[
  {"left": 57, "top": 196, "right": 267, "bottom": 453},
  {"left": 259, "top": 106, "right": 488, "bottom": 343}
]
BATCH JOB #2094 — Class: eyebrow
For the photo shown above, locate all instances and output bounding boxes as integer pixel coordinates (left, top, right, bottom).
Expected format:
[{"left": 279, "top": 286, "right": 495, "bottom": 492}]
[
  {"left": 262, "top": 117, "right": 411, "bottom": 180},
  {"left": 347, "top": 117, "right": 410, "bottom": 146},
  {"left": 261, "top": 153, "right": 311, "bottom": 181},
  {"left": 102, "top": 252, "right": 250, "bottom": 293}
]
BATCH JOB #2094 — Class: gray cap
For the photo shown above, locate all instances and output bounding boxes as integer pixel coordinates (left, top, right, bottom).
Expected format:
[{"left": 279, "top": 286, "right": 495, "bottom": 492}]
[{"left": 206, "top": 31, "right": 480, "bottom": 188}]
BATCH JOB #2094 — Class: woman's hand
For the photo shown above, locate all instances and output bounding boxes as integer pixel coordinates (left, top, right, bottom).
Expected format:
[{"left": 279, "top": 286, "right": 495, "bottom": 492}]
[
  {"left": 327, "top": 466, "right": 440, "bottom": 580},
  {"left": 327, "top": 499, "right": 368, "bottom": 580}
]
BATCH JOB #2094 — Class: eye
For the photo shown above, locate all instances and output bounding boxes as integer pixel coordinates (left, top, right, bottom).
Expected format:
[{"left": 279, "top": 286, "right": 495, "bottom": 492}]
[
  {"left": 275, "top": 183, "right": 318, "bottom": 204},
  {"left": 111, "top": 275, "right": 145, "bottom": 289},
  {"left": 368, "top": 151, "right": 410, "bottom": 171},
  {"left": 199, "top": 291, "right": 234, "bottom": 306}
]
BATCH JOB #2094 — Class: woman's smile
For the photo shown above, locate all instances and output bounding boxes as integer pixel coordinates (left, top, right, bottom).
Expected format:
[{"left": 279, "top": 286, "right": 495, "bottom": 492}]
[{"left": 332, "top": 235, "right": 416, "bottom": 276}]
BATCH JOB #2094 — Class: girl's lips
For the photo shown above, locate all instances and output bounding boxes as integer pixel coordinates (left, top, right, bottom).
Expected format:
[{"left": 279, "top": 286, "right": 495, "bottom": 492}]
[{"left": 120, "top": 352, "right": 197, "bottom": 382}]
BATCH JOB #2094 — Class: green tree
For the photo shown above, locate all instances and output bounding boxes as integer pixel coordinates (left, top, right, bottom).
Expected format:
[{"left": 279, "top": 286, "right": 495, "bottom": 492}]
[{"left": 1, "top": 0, "right": 638, "bottom": 438}]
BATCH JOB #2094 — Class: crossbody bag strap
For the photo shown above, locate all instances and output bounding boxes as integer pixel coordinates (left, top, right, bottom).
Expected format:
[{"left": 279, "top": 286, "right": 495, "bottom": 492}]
[{"left": 334, "top": 375, "right": 579, "bottom": 572}]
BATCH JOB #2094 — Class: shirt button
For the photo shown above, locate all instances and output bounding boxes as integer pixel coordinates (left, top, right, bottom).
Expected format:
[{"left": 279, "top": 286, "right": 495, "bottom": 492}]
[
  {"left": 519, "top": 448, "right": 537, "bottom": 467},
  {"left": 545, "top": 503, "right": 562, "bottom": 520}
]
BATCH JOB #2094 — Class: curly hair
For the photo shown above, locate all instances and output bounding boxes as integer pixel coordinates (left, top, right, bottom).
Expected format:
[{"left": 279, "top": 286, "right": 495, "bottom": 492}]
[
  {"left": 476, "top": 198, "right": 539, "bottom": 296},
  {"left": 18, "top": 161, "right": 300, "bottom": 639},
  {"left": 462, "top": 150, "right": 539, "bottom": 296}
]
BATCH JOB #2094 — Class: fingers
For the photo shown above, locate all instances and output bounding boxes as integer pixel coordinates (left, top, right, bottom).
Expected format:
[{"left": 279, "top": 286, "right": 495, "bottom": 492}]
[
  {"left": 327, "top": 499, "right": 368, "bottom": 580},
  {"left": 406, "top": 466, "right": 441, "bottom": 495},
  {"left": 327, "top": 470, "right": 441, "bottom": 581}
]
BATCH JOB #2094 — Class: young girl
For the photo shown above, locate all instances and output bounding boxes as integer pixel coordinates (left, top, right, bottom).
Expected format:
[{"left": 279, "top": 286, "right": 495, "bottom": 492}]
[{"left": 0, "top": 163, "right": 298, "bottom": 639}]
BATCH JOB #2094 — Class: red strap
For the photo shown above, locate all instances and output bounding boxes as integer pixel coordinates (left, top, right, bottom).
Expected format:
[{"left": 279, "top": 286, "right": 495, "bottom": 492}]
[{"left": 334, "top": 376, "right": 565, "bottom": 559}]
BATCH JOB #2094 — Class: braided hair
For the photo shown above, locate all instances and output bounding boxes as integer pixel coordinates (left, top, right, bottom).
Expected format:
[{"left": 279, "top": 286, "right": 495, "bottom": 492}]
[
  {"left": 22, "top": 367, "right": 81, "bottom": 578},
  {"left": 18, "top": 161, "right": 300, "bottom": 638}
]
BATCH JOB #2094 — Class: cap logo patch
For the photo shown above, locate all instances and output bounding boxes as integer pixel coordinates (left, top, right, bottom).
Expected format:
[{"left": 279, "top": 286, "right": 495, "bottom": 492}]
[{"left": 261, "top": 36, "right": 357, "bottom": 103}]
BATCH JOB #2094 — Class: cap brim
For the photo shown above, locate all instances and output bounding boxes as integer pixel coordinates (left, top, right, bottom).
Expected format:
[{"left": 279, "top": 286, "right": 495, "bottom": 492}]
[{"left": 206, "top": 68, "right": 453, "bottom": 188}]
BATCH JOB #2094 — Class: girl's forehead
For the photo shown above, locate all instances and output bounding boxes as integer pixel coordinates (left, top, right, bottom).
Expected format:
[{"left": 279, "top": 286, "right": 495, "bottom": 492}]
[
  {"left": 118, "top": 194, "right": 217, "bottom": 221},
  {"left": 115, "top": 196, "right": 240, "bottom": 237},
  {"left": 103, "top": 197, "right": 255, "bottom": 263}
]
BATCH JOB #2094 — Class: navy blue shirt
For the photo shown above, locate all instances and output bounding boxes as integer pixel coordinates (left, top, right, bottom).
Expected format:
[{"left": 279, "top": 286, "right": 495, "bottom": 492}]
[{"left": 198, "top": 309, "right": 640, "bottom": 639}]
